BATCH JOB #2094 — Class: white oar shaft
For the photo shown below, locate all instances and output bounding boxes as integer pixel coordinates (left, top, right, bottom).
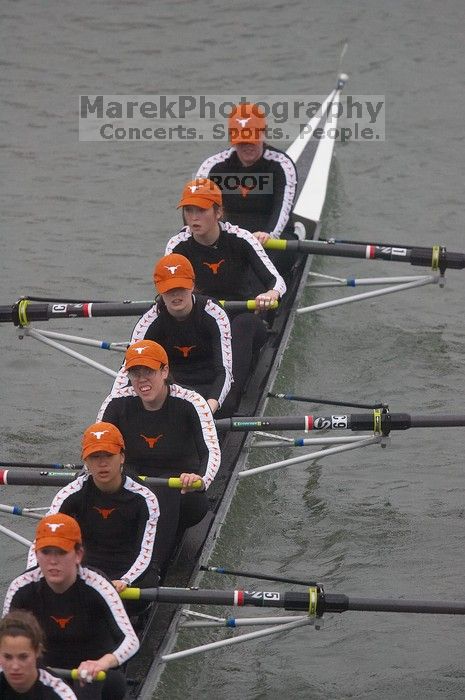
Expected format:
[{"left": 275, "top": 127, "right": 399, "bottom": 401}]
[
  {"left": 252, "top": 436, "right": 372, "bottom": 448},
  {"left": 308, "top": 275, "right": 433, "bottom": 288},
  {"left": 161, "top": 617, "right": 312, "bottom": 661},
  {"left": 238, "top": 436, "right": 380, "bottom": 478},
  {"left": 297, "top": 276, "right": 436, "bottom": 315},
  {"left": 23, "top": 328, "right": 118, "bottom": 377},
  {"left": 182, "top": 615, "right": 307, "bottom": 628},
  {"left": 0, "top": 523, "right": 32, "bottom": 547},
  {"left": 0, "top": 504, "right": 42, "bottom": 519},
  {"left": 26, "top": 329, "right": 127, "bottom": 352}
]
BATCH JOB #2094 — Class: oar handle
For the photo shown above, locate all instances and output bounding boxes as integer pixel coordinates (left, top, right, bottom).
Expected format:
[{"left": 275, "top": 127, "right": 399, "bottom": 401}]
[
  {"left": 139, "top": 476, "right": 203, "bottom": 489},
  {"left": 0, "top": 469, "right": 204, "bottom": 489},
  {"left": 220, "top": 300, "right": 279, "bottom": 311},
  {"left": 48, "top": 667, "right": 106, "bottom": 682}
]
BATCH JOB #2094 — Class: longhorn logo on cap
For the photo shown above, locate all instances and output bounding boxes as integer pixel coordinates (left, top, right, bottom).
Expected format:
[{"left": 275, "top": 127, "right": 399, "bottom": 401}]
[
  {"left": 47, "top": 523, "right": 65, "bottom": 533},
  {"left": 90, "top": 430, "right": 109, "bottom": 440},
  {"left": 165, "top": 265, "right": 180, "bottom": 275},
  {"left": 134, "top": 346, "right": 148, "bottom": 354},
  {"left": 236, "top": 117, "right": 251, "bottom": 128},
  {"left": 189, "top": 185, "right": 200, "bottom": 193}
]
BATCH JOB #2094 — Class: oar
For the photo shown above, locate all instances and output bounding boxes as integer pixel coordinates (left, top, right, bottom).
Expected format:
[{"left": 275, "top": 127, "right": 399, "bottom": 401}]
[
  {"left": 0, "top": 523, "right": 32, "bottom": 547},
  {"left": 0, "top": 469, "right": 203, "bottom": 489},
  {"left": 215, "top": 411, "right": 465, "bottom": 433},
  {"left": 263, "top": 239, "right": 465, "bottom": 272},
  {"left": 0, "top": 461, "right": 82, "bottom": 469},
  {"left": 200, "top": 564, "right": 318, "bottom": 587},
  {"left": 268, "top": 392, "right": 384, "bottom": 410},
  {"left": 120, "top": 585, "right": 465, "bottom": 616},
  {"left": 0, "top": 503, "right": 43, "bottom": 519},
  {"left": 0, "top": 299, "right": 276, "bottom": 325},
  {"left": 47, "top": 667, "right": 106, "bottom": 682}
]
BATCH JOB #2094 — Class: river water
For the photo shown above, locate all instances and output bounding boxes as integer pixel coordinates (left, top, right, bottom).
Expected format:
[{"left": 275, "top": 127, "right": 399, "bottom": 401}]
[{"left": 1, "top": 1, "right": 465, "bottom": 698}]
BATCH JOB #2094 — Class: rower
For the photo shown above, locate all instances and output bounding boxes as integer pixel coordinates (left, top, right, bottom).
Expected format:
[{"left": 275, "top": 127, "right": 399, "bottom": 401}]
[
  {"left": 165, "top": 177, "right": 286, "bottom": 411},
  {"left": 28, "top": 422, "right": 159, "bottom": 598},
  {"left": 3, "top": 513, "right": 139, "bottom": 700},
  {"left": 98, "top": 339, "right": 221, "bottom": 577},
  {"left": 110, "top": 253, "right": 233, "bottom": 415},
  {"left": 0, "top": 610, "right": 77, "bottom": 699},
  {"left": 196, "top": 102, "right": 298, "bottom": 274}
]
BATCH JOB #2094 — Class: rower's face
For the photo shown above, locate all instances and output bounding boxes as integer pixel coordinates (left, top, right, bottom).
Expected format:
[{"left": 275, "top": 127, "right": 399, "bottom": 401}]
[
  {"left": 128, "top": 365, "right": 169, "bottom": 404},
  {"left": 161, "top": 287, "right": 193, "bottom": 319},
  {"left": 183, "top": 205, "right": 221, "bottom": 237},
  {"left": 0, "top": 635, "right": 38, "bottom": 693},
  {"left": 36, "top": 546, "right": 82, "bottom": 592},
  {"left": 235, "top": 139, "right": 264, "bottom": 167},
  {"left": 85, "top": 450, "right": 124, "bottom": 491}
]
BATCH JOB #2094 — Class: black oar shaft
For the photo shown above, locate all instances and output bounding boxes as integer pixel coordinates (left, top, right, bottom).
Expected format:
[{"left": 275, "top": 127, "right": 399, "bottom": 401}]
[
  {"left": 122, "top": 586, "right": 465, "bottom": 616},
  {"left": 0, "top": 469, "right": 201, "bottom": 489},
  {"left": 326, "top": 595, "right": 465, "bottom": 616},
  {"left": 268, "top": 392, "right": 383, "bottom": 410},
  {"left": 264, "top": 239, "right": 465, "bottom": 270},
  {"left": 124, "top": 586, "right": 311, "bottom": 611},
  {"left": 215, "top": 412, "right": 465, "bottom": 432},
  {"left": 0, "top": 461, "right": 81, "bottom": 469},
  {"left": 0, "top": 299, "right": 266, "bottom": 325},
  {"left": 201, "top": 564, "right": 318, "bottom": 587}
]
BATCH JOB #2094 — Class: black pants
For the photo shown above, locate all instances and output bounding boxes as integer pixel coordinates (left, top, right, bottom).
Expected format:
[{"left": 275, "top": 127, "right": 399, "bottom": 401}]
[
  {"left": 151, "top": 488, "right": 210, "bottom": 578},
  {"left": 216, "top": 313, "right": 267, "bottom": 417}
]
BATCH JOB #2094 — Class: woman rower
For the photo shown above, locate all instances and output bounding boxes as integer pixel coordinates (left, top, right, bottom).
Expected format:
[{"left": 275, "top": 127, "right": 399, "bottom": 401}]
[
  {"left": 98, "top": 339, "right": 221, "bottom": 577},
  {"left": 4, "top": 513, "right": 139, "bottom": 700},
  {"left": 0, "top": 610, "right": 77, "bottom": 699},
  {"left": 28, "top": 422, "right": 159, "bottom": 595},
  {"left": 110, "top": 252, "right": 233, "bottom": 415},
  {"left": 165, "top": 177, "right": 287, "bottom": 411}
]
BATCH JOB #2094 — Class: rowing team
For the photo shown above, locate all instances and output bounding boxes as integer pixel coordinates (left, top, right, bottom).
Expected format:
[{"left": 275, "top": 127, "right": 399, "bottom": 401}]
[{"left": 0, "top": 102, "right": 299, "bottom": 699}]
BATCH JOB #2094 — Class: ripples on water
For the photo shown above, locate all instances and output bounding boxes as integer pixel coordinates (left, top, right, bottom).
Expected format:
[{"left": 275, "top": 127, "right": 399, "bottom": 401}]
[{"left": 1, "top": 0, "right": 465, "bottom": 698}]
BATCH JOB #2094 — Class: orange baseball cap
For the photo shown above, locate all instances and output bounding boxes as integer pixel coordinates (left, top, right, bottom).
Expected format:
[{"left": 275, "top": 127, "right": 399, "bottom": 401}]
[
  {"left": 177, "top": 178, "right": 222, "bottom": 209},
  {"left": 228, "top": 103, "right": 266, "bottom": 144},
  {"left": 125, "top": 339, "right": 168, "bottom": 371},
  {"left": 153, "top": 253, "right": 195, "bottom": 294},
  {"left": 35, "top": 513, "right": 82, "bottom": 552},
  {"left": 82, "top": 422, "right": 125, "bottom": 459}
]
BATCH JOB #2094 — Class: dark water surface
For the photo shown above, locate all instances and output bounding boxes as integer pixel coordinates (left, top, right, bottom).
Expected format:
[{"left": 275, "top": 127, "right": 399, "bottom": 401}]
[{"left": 1, "top": 1, "right": 465, "bottom": 698}]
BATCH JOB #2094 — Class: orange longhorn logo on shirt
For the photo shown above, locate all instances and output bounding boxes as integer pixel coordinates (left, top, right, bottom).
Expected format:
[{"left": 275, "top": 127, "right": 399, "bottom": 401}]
[
  {"left": 174, "top": 345, "right": 196, "bottom": 358},
  {"left": 140, "top": 434, "right": 164, "bottom": 448},
  {"left": 93, "top": 507, "right": 116, "bottom": 520},
  {"left": 202, "top": 260, "right": 225, "bottom": 275},
  {"left": 51, "top": 616, "right": 74, "bottom": 630}
]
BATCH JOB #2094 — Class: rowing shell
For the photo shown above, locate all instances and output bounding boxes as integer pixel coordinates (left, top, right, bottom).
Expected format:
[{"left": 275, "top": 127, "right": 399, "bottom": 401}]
[{"left": 129, "top": 75, "right": 347, "bottom": 699}]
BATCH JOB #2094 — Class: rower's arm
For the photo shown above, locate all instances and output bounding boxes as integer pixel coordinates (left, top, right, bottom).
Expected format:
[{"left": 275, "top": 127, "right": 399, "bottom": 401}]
[
  {"left": 190, "top": 399, "right": 221, "bottom": 490},
  {"left": 240, "top": 230, "right": 286, "bottom": 297},
  {"left": 204, "top": 300, "right": 233, "bottom": 409},
  {"left": 266, "top": 155, "right": 297, "bottom": 237}
]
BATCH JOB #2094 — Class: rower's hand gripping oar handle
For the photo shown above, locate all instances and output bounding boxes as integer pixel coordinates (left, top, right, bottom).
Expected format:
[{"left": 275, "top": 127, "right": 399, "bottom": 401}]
[
  {"left": 138, "top": 476, "right": 203, "bottom": 490},
  {"left": 167, "top": 477, "right": 203, "bottom": 489},
  {"left": 220, "top": 300, "right": 279, "bottom": 311},
  {"left": 47, "top": 667, "right": 106, "bottom": 682}
]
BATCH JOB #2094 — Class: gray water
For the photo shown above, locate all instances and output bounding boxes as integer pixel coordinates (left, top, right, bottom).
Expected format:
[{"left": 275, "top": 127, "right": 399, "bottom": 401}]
[{"left": 1, "top": 1, "right": 465, "bottom": 698}]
